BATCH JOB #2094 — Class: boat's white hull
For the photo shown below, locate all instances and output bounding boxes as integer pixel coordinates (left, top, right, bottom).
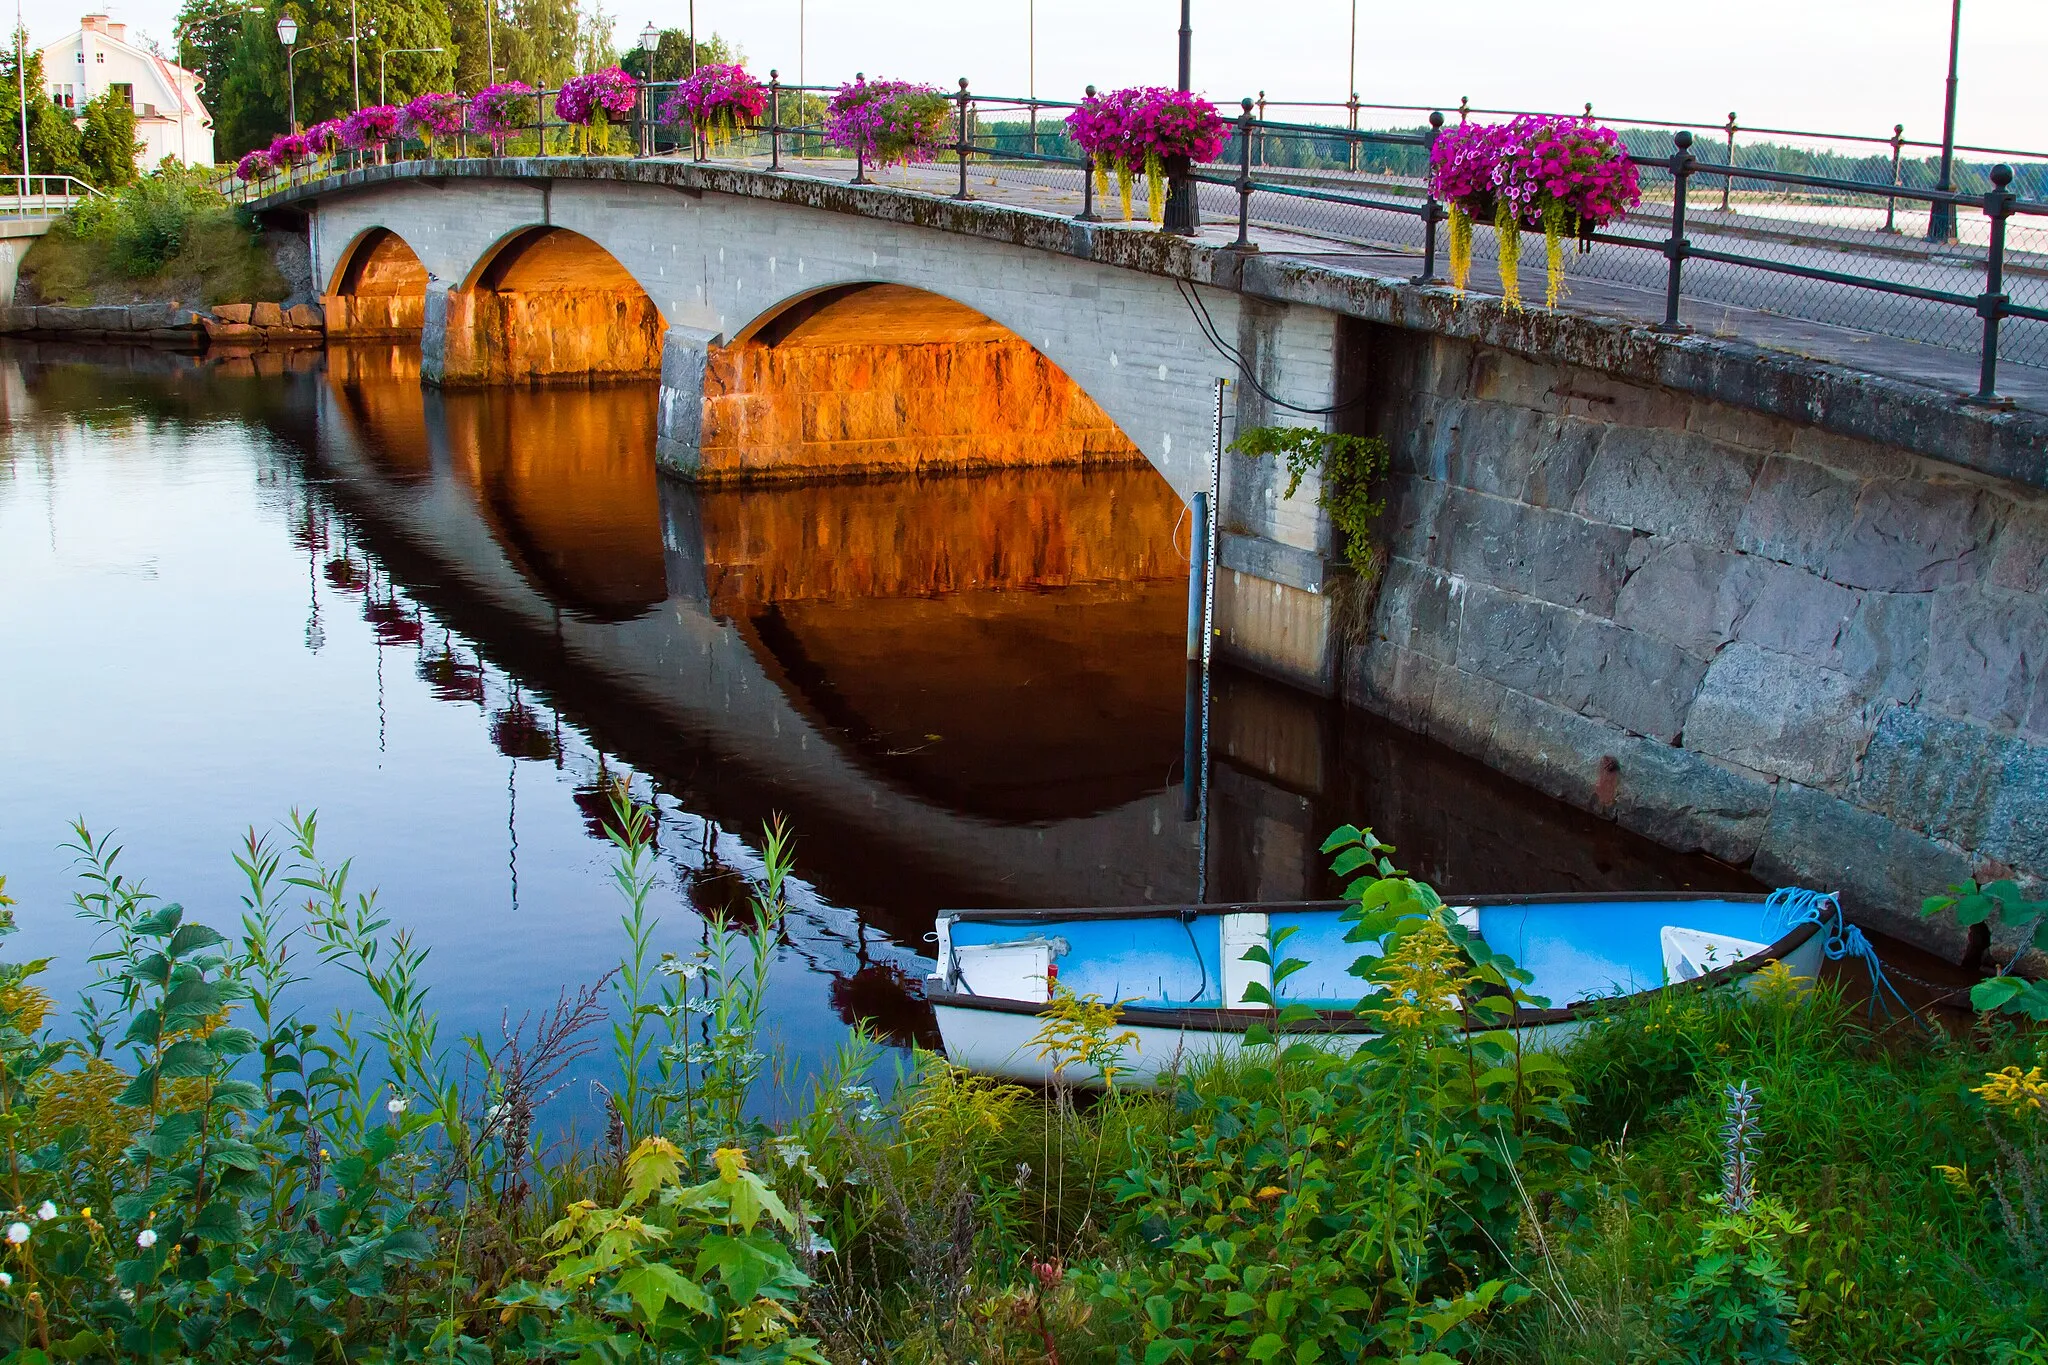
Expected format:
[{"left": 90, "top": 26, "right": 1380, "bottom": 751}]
[{"left": 932, "top": 929, "right": 1826, "bottom": 1087}]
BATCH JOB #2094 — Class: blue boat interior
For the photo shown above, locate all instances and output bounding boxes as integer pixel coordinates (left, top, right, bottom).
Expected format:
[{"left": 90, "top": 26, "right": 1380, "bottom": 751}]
[{"left": 945, "top": 898, "right": 1783, "bottom": 1009}]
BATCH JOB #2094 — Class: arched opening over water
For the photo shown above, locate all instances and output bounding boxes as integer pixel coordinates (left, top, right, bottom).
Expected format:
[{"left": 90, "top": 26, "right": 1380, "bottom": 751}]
[
  {"left": 700, "top": 282, "right": 1149, "bottom": 484},
  {"left": 434, "top": 227, "right": 666, "bottom": 386},
  {"left": 324, "top": 227, "right": 429, "bottom": 338}
]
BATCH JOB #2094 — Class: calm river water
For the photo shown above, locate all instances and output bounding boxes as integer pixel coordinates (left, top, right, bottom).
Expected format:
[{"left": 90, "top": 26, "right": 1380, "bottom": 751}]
[{"left": 0, "top": 341, "right": 1754, "bottom": 1106}]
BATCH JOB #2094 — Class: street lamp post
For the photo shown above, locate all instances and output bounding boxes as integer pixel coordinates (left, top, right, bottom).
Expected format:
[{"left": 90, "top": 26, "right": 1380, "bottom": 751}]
[
  {"left": 381, "top": 46, "right": 443, "bottom": 105},
  {"left": 638, "top": 21, "right": 658, "bottom": 155},
  {"left": 17, "top": 5, "right": 33, "bottom": 201},
  {"left": 1027, "top": 0, "right": 1036, "bottom": 157},
  {"left": 276, "top": 13, "right": 298, "bottom": 130},
  {"left": 688, "top": 0, "right": 697, "bottom": 75},
  {"left": 1928, "top": 0, "right": 1963, "bottom": 242},
  {"left": 1163, "top": 0, "right": 1198, "bottom": 233},
  {"left": 350, "top": 0, "right": 361, "bottom": 112}
]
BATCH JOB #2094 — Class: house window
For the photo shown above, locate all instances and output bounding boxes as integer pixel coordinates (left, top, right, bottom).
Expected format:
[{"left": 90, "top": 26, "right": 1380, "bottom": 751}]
[
  {"left": 50, "top": 84, "right": 75, "bottom": 109},
  {"left": 110, "top": 83, "right": 134, "bottom": 110},
  {"left": 95, "top": 52, "right": 104, "bottom": 64},
  {"left": 75, "top": 51, "right": 83, "bottom": 62}
]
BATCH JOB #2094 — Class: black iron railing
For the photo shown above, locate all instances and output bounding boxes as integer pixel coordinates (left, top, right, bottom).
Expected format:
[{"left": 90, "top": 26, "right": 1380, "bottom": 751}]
[{"left": 231, "top": 77, "right": 2048, "bottom": 404}]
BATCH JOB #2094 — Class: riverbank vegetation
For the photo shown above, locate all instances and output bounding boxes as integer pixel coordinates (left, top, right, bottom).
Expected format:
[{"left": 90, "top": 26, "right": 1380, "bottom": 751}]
[
  {"left": 16, "top": 169, "right": 290, "bottom": 309},
  {"left": 2, "top": 798, "right": 2043, "bottom": 1362}
]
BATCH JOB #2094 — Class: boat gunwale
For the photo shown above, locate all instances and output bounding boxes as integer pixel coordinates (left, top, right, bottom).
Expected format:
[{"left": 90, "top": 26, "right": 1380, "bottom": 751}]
[{"left": 926, "top": 897, "right": 1821, "bottom": 1034}]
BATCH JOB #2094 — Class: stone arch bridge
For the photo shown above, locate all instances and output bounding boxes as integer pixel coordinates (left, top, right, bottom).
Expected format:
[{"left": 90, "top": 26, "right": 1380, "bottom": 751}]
[{"left": 253, "top": 157, "right": 2048, "bottom": 955}]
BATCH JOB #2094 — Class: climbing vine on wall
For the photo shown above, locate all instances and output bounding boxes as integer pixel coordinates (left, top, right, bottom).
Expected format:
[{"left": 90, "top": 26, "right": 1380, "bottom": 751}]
[{"left": 1228, "top": 425, "right": 1391, "bottom": 577}]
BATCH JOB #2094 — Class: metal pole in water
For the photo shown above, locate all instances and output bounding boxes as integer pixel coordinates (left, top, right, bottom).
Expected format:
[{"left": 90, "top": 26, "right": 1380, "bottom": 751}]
[{"left": 1195, "top": 377, "right": 1226, "bottom": 902}]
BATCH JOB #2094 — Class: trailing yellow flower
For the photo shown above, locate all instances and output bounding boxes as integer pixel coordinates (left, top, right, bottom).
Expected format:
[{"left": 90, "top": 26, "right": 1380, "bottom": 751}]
[
  {"left": 1145, "top": 152, "right": 1166, "bottom": 225},
  {"left": 1448, "top": 205, "right": 1473, "bottom": 294},
  {"left": 1975, "top": 1066, "right": 2048, "bottom": 1118},
  {"left": 1933, "top": 1163, "right": 1973, "bottom": 1194},
  {"left": 1493, "top": 197, "right": 1523, "bottom": 312},
  {"left": 1541, "top": 202, "right": 1568, "bottom": 309}
]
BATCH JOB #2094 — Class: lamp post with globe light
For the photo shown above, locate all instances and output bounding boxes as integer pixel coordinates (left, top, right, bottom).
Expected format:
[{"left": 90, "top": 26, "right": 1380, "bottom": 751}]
[
  {"left": 277, "top": 13, "right": 297, "bottom": 130},
  {"left": 279, "top": 17, "right": 343, "bottom": 135},
  {"left": 639, "top": 21, "right": 659, "bottom": 154}
]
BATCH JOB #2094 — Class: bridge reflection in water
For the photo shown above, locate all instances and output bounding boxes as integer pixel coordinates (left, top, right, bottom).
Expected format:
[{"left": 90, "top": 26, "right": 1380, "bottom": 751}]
[
  {"left": 0, "top": 339, "right": 1750, "bottom": 1073},
  {"left": 307, "top": 346, "right": 1751, "bottom": 1035}
]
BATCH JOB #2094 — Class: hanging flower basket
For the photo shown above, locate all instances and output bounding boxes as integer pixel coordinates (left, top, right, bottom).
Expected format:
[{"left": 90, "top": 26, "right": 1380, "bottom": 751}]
[
  {"left": 234, "top": 148, "right": 274, "bottom": 182},
  {"left": 824, "top": 78, "right": 951, "bottom": 169},
  {"left": 402, "top": 92, "right": 465, "bottom": 157},
  {"left": 1429, "top": 115, "right": 1639, "bottom": 308},
  {"left": 1065, "top": 86, "right": 1226, "bottom": 224},
  {"left": 659, "top": 62, "right": 767, "bottom": 155},
  {"left": 471, "top": 81, "right": 537, "bottom": 155},
  {"left": 305, "top": 118, "right": 348, "bottom": 163},
  {"left": 556, "top": 67, "right": 639, "bottom": 153},
  {"left": 343, "top": 104, "right": 405, "bottom": 155},
  {"left": 266, "top": 132, "right": 311, "bottom": 171}
]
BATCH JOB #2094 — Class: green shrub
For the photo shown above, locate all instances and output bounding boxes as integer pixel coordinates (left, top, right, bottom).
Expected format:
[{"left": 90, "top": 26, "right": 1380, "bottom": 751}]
[{"left": 19, "top": 168, "right": 289, "bottom": 307}]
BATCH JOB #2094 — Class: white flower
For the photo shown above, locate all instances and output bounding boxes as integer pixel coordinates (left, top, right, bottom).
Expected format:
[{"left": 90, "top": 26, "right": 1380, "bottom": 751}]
[
  {"left": 0, "top": 1271, "right": 12, "bottom": 1287},
  {"left": 386, "top": 1097, "right": 408, "bottom": 1116},
  {"left": 4, "top": 1223, "right": 27, "bottom": 1245},
  {"left": 136, "top": 1228, "right": 158, "bottom": 1249},
  {"left": 35, "top": 1202, "right": 56, "bottom": 1222},
  {"left": 118, "top": 1289, "right": 135, "bottom": 1304}
]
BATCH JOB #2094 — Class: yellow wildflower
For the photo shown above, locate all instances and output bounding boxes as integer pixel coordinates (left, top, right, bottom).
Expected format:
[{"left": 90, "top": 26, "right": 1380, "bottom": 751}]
[
  {"left": 1933, "top": 1164, "right": 1973, "bottom": 1194},
  {"left": 1373, "top": 916, "right": 1473, "bottom": 1032},
  {"left": 1974, "top": 1066, "right": 2048, "bottom": 1118}
]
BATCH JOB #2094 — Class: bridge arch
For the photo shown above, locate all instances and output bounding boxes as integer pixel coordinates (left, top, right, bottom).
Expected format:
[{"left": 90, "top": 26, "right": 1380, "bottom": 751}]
[
  {"left": 428, "top": 226, "right": 667, "bottom": 387},
  {"left": 324, "top": 227, "right": 429, "bottom": 338},
  {"left": 691, "top": 281, "right": 1148, "bottom": 484}
]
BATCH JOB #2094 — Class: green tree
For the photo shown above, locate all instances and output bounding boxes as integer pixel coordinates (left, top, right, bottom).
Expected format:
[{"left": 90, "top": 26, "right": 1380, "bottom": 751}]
[
  {"left": 177, "top": 0, "right": 455, "bottom": 156},
  {"left": 77, "top": 90, "right": 141, "bottom": 186},
  {"left": 619, "top": 28, "right": 737, "bottom": 84},
  {"left": 0, "top": 34, "right": 85, "bottom": 180}
]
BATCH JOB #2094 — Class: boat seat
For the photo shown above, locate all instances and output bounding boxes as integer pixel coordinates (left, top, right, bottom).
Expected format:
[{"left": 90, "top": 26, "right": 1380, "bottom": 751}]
[{"left": 1661, "top": 925, "right": 1768, "bottom": 983}]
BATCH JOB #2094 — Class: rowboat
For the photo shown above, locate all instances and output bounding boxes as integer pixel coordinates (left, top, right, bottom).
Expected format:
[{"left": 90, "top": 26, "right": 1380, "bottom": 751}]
[{"left": 926, "top": 891, "right": 1832, "bottom": 1085}]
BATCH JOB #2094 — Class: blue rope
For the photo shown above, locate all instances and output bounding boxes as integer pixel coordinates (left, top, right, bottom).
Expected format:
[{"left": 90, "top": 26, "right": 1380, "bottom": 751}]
[{"left": 1763, "top": 887, "right": 1916, "bottom": 1021}]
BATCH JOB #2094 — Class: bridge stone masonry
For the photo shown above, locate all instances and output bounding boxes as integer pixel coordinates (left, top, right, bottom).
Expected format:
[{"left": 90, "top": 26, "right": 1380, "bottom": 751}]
[{"left": 255, "top": 155, "right": 2048, "bottom": 959}]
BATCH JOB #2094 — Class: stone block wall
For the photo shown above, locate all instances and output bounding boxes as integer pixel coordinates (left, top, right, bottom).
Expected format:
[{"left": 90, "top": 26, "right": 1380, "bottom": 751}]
[
  {"left": 697, "top": 338, "right": 1143, "bottom": 481},
  {"left": 1349, "top": 323, "right": 2048, "bottom": 954}
]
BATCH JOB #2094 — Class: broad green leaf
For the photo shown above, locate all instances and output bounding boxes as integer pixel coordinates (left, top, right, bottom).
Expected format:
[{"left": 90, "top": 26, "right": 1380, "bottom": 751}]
[
  {"left": 166, "top": 922, "right": 228, "bottom": 957},
  {"left": 615, "top": 1264, "right": 713, "bottom": 1323},
  {"left": 1972, "top": 976, "right": 2026, "bottom": 1010},
  {"left": 156, "top": 1039, "right": 216, "bottom": 1079},
  {"left": 1223, "top": 1290, "right": 1257, "bottom": 1317},
  {"left": 697, "top": 1234, "right": 791, "bottom": 1305},
  {"left": 1248, "top": 1333, "right": 1287, "bottom": 1361},
  {"left": 1319, "top": 825, "right": 1362, "bottom": 854}
]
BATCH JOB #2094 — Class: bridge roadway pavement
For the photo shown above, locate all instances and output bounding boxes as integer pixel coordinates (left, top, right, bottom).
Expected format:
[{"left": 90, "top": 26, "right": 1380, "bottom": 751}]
[{"left": 719, "top": 154, "right": 2048, "bottom": 416}]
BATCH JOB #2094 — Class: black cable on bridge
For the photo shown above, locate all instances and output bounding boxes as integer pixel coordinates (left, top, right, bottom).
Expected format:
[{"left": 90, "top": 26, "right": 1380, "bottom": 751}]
[{"left": 1175, "top": 276, "right": 1376, "bottom": 418}]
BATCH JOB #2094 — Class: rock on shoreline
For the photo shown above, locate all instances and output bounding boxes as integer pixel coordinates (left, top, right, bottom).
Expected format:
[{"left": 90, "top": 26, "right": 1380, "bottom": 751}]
[{"left": 0, "top": 299, "right": 326, "bottom": 344}]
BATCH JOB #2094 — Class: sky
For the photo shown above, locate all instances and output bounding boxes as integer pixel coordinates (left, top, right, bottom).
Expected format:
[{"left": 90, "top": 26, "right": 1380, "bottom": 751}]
[{"left": 15, "top": 0, "right": 2048, "bottom": 153}]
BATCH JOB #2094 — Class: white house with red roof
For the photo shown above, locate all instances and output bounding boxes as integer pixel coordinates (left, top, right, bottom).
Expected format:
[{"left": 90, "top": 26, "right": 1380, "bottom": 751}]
[{"left": 39, "top": 14, "right": 216, "bottom": 171}]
